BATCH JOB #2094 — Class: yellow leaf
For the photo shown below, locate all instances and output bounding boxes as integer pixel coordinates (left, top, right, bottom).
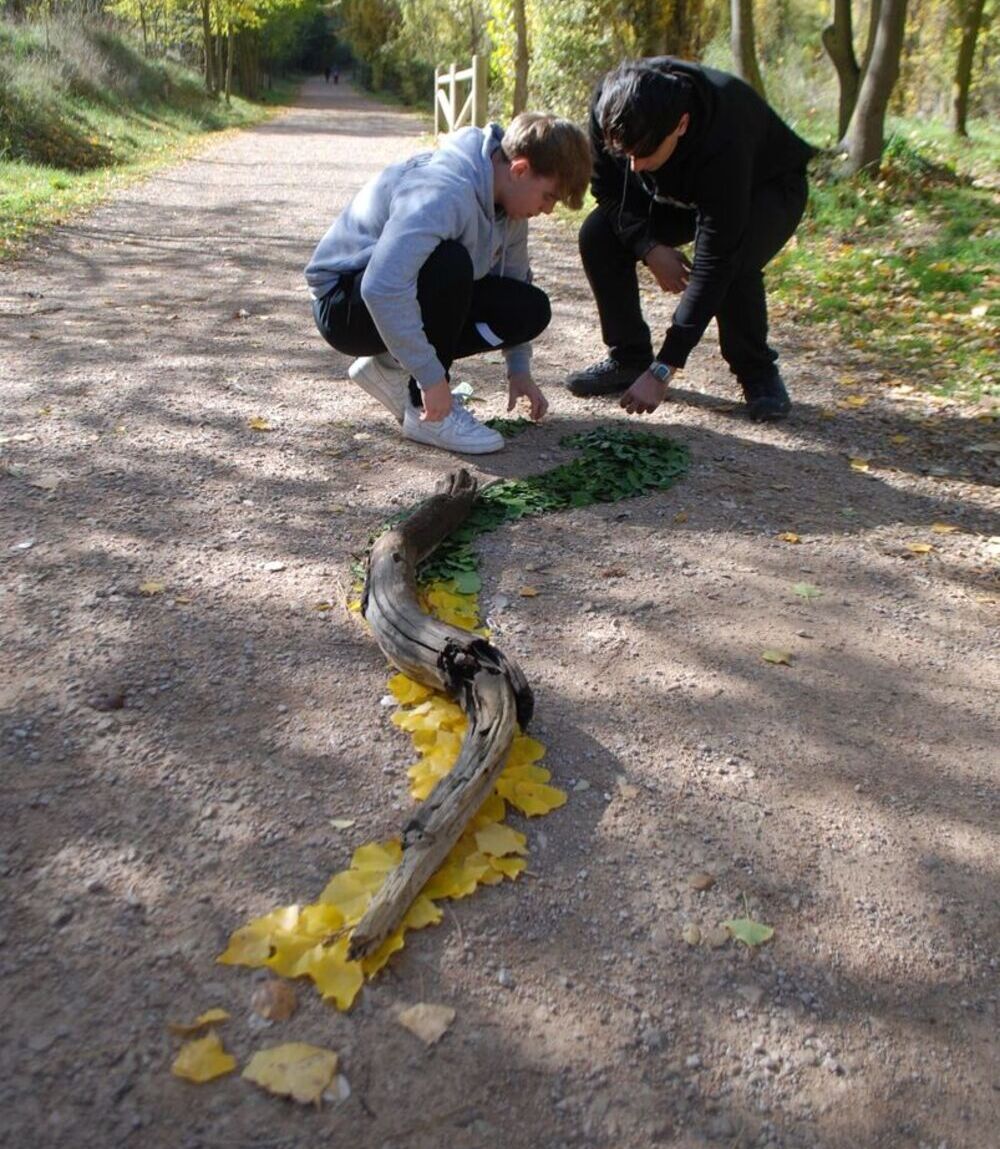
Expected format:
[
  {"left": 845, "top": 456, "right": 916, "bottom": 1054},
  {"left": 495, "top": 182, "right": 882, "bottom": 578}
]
[
  {"left": 251, "top": 980, "right": 297, "bottom": 1021},
  {"left": 839, "top": 395, "right": 869, "bottom": 408},
  {"left": 404, "top": 895, "right": 443, "bottom": 931},
  {"left": 930, "top": 522, "right": 958, "bottom": 534},
  {"left": 387, "top": 673, "right": 433, "bottom": 705},
  {"left": 496, "top": 779, "right": 568, "bottom": 817},
  {"left": 314, "top": 601, "right": 333, "bottom": 611},
  {"left": 761, "top": 649, "right": 792, "bottom": 666},
  {"left": 171, "top": 1032, "right": 237, "bottom": 1083},
  {"left": 359, "top": 928, "right": 406, "bottom": 976},
  {"left": 474, "top": 823, "right": 528, "bottom": 857},
  {"left": 471, "top": 792, "right": 507, "bottom": 827},
  {"left": 489, "top": 855, "right": 527, "bottom": 880},
  {"left": 317, "top": 870, "right": 373, "bottom": 923},
  {"left": 518, "top": 586, "right": 539, "bottom": 597},
  {"left": 906, "top": 542, "right": 934, "bottom": 554},
  {"left": 398, "top": 1003, "right": 455, "bottom": 1045},
  {"left": 248, "top": 416, "right": 273, "bottom": 431},
  {"left": 168, "top": 1008, "right": 230, "bottom": 1035},
  {"left": 242, "top": 1043, "right": 337, "bottom": 1105},
  {"left": 505, "top": 734, "right": 546, "bottom": 768},
  {"left": 217, "top": 905, "right": 300, "bottom": 967},
  {"left": 888, "top": 434, "right": 910, "bottom": 445},
  {"left": 351, "top": 839, "right": 402, "bottom": 875},
  {"left": 139, "top": 580, "right": 165, "bottom": 595},
  {"left": 848, "top": 457, "right": 870, "bottom": 472},
  {"left": 778, "top": 532, "right": 800, "bottom": 544},
  {"left": 295, "top": 938, "right": 364, "bottom": 1009},
  {"left": 673, "top": 510, "right": 688, "bottom": 523}
]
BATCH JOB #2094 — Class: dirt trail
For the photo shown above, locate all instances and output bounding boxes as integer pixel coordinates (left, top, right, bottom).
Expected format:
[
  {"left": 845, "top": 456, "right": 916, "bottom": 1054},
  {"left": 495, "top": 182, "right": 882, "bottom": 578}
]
[{"left": 1, "top": 77, "right": 997, "bottom": 1149}]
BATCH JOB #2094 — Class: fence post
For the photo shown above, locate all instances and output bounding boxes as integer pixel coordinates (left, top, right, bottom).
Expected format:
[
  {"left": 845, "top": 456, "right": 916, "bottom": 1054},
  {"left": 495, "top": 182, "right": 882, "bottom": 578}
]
[
  {"left": 433, "top": 65, "right": 440, "bottom": 136},
  {"left": 448, "top": 62, "right": 457, "bottom": 132},
  {"left": 472, "top": 53, "right": 487, "bottom": 128}
]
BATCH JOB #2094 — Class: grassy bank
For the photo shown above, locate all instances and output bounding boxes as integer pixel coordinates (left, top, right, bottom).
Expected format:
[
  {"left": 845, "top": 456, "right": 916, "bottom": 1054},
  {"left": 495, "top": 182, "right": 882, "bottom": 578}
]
[
  {"left": 769, "top": 119, "right": 999, "bottom": 404},
  {"left": 0, "top": 17, "right": 293, "bottom": 257}
]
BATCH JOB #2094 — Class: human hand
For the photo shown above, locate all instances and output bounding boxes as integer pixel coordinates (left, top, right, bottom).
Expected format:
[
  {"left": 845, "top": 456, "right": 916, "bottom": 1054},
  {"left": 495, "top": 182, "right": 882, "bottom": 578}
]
[
  {"left": 644, "top": 245, "right": 692, "bottom": 293},
  {"left": 421, "top": 378, "right": 453, "bottom": 422},
  {"left": 620, "top": 369, "right": 669, "bottom": 415},
  {"left": 507, "top": 373, "right": 549, "bottom": 421}
]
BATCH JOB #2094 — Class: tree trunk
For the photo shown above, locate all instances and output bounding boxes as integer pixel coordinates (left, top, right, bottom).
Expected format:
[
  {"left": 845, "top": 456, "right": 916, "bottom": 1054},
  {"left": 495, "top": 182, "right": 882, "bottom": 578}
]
[
  {"left": 861, "top": 0, "right": 883, "bottom": 76},
  {"left": 841, "top": 0, "right": 908, "bottom": 173},
  {"left": 951, "top": 0, "right": 986, "bottom": 136},
  {"left": 201, "top": 0, "right": 215, "bottom": 95},
  {"left": 224, "top": 32, "right": 234, "bottom": 106},
  {"left": 730, "top": 0, "right": 766, "bottom": 99},
  {"left": 821, "top": 0, "right": 860, "bottom": 138},
  {"left": 349, "top": 470, "right": 534, "bottom": 960},
  {"left": 512, "top": 0, "right": 529, "bottom": 116}
]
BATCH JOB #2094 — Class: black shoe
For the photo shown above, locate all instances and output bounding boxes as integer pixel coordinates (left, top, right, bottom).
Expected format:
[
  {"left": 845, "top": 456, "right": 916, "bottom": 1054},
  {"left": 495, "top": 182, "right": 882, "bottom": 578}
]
[
  {"left": 566, "top": 357, "right": 645, "bottom": 397},
  {"left": 741, "top": 373, "right": 791, "bottom": 422}
]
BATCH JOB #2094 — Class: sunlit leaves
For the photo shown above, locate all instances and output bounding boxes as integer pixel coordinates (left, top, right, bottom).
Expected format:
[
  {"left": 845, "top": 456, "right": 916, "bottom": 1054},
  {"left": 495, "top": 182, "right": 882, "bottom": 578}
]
[
  {"left": 723, "top": 916, "right": 775, "bottom": 948},
  {"left": 168, "top": 1008, "right": 230, "bottom": 1035},
  {"left": 171, "top": 1032, "right": 237, "bottom": 1083},
  {"left": 761, "top": 649, "right": 792, "bottom": 666},
  {"left": 792, "top": 583, "right": 822, "bottom": 600},
  {"left": 242, "top": 1044, "right": 338, "bottom": 1105}
]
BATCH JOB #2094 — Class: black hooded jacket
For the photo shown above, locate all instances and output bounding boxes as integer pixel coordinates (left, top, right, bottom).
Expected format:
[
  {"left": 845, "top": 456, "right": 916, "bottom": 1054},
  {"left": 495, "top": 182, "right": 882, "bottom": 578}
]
[{"left": 589, "top": 58, "right": 816, "bottom": 368}]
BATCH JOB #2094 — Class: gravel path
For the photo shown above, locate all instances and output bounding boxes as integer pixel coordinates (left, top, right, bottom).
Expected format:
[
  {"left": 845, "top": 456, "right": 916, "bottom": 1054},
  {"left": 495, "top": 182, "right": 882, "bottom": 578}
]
[{"left": 1, "top": 76, "right": 998, "bottom": 1149}]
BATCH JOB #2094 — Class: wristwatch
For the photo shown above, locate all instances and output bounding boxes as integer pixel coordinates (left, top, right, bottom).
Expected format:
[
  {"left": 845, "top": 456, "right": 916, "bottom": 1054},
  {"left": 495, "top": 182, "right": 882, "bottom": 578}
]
[{"left": 649, "top": 360, "right": 673, "bottom": 384}]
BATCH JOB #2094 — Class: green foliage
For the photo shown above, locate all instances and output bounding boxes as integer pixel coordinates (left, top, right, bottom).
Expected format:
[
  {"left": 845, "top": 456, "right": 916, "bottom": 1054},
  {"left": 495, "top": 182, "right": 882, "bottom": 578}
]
[
  {"left": 769, "top": 117, "right": 1000, "bottom": 400},
  {"left": 416, "top": 426, "right": 689, "bottom": 584}
]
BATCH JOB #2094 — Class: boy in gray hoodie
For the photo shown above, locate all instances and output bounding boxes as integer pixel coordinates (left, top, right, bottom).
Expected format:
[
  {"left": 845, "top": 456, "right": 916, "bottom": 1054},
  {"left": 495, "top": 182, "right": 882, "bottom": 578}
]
[{"left": 305, "top": 113, "right": 591, "bottom": 454}]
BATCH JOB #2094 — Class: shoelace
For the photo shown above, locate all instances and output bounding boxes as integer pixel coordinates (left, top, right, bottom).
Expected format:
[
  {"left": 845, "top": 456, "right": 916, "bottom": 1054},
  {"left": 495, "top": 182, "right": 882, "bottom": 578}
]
[{"left": 449, "top": 401, "right": 484, "bottom": 431}]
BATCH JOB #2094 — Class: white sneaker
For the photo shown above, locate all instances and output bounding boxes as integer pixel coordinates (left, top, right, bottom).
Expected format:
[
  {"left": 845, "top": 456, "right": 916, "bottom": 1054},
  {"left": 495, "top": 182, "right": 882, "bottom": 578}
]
[
  {"left": 347, "top": 354, "right": 409, "bottom": 423},
  {"left": 402, "top": 399, "right": 505, "bottom": 455}
]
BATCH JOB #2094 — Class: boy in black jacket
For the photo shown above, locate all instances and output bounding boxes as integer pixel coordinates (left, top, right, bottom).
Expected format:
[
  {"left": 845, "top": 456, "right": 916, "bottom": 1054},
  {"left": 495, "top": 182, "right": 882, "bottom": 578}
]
[{"left": 567, "top": 58, "right": 815, "bottom": 422}]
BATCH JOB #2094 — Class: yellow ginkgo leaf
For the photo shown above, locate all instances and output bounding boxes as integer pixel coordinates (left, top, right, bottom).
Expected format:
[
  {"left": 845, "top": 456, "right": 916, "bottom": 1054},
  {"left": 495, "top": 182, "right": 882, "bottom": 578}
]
[
  {"left": 471, "top": 792, "right": 507, "bottom": 827},
  {"left": 497, "top": 779, "right": 568, "bottom": 817},
  {"left": 139, "top": 580, "right": 165, "bottom": 595},
  {"left": 359, "top": 928, "right": 406, "bottom": 977},
  {"left": 505, "top": 734, "right": 546, "bottom": 768},
  {"left": 839, "top": 395, "right": 869, "bottom": 408},
  {"left": 778, "top": 532, "right": 800, "bottom": 544},
  {"left": 519, "top": 586, "right": 539, "bottom": 597},
  {"left": 888, "top": 433, "right": 910, "bottom": 445},
  {"left": 295, "top": 938, "right": 364, "bottom": 1009},
  {"left": 848, "top": 457, "right": 870, "bottom": 472},
  {"left": 404, "top": 896, "right": 443, "bottom": 931},
  {"left": 351, "top": 839, "right": 402, "bottom": 875},
  {"left": 474, "top": 823, "right": 528, "bottom": 857},
  {"left": 930, "top": 522, "right": 958, "bottom": 534},
  {"left": 398, "top": 1003, "right": 455, "bottom": 1046},
  {"left": 489, "top": 855, "right": 527, "bottom": 879},
  {"left": 906, "top": 542, "right": 934, "bottom": 554},
  {"left": 762, "top": 649, "right": 792, "bottom": 666},
  {"left": 248, "top": 416, "right": 273, "bottom": 431},
  {"left": 217, "top": 905, "right": 300, "bottom": 967},
  {"left": 388, "top": 673, "right": 433, "bottom": 705},
  {"left": 171, "top": 1032, "right": 237, "bottom": 1083},
  {"left": 168, "top": 1008, "right": 230, "bottom": 1035},
  {"left": 242, "top": 1043, "right": 337, "bottom": 1105}
]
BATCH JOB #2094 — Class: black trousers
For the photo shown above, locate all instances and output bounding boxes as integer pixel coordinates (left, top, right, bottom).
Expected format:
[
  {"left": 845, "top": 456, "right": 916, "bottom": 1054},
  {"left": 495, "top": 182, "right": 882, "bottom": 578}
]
[
  {"left": 578, "top": 169, "right": 808, "bottom": 384},
  {"left": 312, "top": 240, "right": 551, "bottom": 406}
]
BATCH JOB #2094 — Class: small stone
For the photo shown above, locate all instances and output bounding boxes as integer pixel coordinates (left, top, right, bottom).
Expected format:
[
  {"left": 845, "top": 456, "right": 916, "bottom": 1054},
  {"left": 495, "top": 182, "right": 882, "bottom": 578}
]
[
  {"left": 685, "top": 1054, "right": 702, "bottom": 1070},
  {"left": 497, "top": 967, "right": 515, "bottom": 988},
  {"left": 49, "top": 906, "right": 73, "bottom": 928},
  {"left": 682, "top": 923, "right": 701, "bottom": 946}
]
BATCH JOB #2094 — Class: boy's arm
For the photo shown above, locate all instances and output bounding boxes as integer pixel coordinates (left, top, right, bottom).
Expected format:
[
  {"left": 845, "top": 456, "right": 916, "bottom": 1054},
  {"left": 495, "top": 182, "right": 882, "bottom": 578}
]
[{"left": 494, "top": 218, "right": 535, "bottom": 382}]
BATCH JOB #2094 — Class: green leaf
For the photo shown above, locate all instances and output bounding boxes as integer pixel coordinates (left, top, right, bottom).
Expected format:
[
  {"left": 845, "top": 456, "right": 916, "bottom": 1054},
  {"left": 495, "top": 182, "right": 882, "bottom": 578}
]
[
  {"left": 723, "top": 917, "right": 774, "bottom": 947},
  {"left": 792, "top": 582, "right": 823, "bottom": 600},
  {"left": 452, "top": 570, "right": 482, "bottom": 594}
]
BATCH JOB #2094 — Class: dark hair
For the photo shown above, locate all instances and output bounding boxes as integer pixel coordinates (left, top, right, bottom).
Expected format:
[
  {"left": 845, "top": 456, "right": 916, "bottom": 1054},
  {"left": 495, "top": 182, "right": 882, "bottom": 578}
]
[{"left": 597, "top": 62, "right": 690, "bottom": 158}]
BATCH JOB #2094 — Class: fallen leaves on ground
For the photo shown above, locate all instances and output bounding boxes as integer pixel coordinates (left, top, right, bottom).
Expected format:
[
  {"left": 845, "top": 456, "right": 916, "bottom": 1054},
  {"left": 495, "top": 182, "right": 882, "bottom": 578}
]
[
  {"left": 167, "top": 1008, "right": 229, "bottom": 1035},
  {"left": 724, "top": 917, "right": 775, "bottom": 948},
  {"left": 906, "top": 542, "right": 935, "bottom": 555},
  {"left": 171, "top": 1032, "right": 237, "bottom": 1083},
  {"left": 761, "top": 649, "right": 793, "bottom": 666},
  {"left": 139, "top": 580, "right": 165, "bottom": 596},
  {"left": 778, "top": 532, "right": 801, "bottom": 544},
  {"left": 251, "top": 980, "right": 297, "bottom": 1021},
  {"left": 248, "top": 416, "right": 272, "bottom": 431},
  {"left": 242, "top": 1043, "right": 337, "bottom": 1105},
  {"left": 792, "top": 582, "right": 823, "bottom": 600},
  {"left": 397, "top": 1003, "right": 456, "bottom": 1045}
]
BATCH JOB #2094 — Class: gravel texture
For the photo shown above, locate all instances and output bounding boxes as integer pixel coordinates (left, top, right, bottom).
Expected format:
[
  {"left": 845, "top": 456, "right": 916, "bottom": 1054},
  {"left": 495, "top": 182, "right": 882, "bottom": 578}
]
[{"left": 1, "top": 76, "right": 998, "bottom": 1149}]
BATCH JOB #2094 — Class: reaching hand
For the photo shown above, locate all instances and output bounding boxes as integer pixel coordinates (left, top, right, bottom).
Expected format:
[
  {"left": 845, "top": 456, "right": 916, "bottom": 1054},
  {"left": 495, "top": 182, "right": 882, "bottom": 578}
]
[
  {"left": 644, "top": 245, "right": 692, "bottom": 294},
  {"left": 507, "top": 373, "right": 549, "bottom": 421},
  {"left": 421, "top": 378, "right": 453, "bottom": 422},
  {"left": 620, "top": 370, "right": 669, "bottom": 416}
]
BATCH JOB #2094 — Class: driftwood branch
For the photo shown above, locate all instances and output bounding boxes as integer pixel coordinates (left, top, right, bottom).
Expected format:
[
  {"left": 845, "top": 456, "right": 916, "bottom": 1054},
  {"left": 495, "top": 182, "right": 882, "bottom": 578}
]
[{"left": 349, "top": 469, "right": 533, "bottom": 960}]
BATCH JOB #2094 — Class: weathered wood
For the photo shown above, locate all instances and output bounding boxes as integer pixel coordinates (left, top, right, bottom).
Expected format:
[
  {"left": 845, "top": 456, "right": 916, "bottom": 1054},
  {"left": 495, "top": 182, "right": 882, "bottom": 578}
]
[{"left": 349, "top": 469, "right": 533, "bottom": 960}]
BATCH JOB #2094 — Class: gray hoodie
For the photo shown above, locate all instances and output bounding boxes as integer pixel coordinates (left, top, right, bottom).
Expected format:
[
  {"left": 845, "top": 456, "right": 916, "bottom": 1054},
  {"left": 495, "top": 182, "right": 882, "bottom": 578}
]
[{"left": 304, "top": 124, "right": 532, "bottom": 387}]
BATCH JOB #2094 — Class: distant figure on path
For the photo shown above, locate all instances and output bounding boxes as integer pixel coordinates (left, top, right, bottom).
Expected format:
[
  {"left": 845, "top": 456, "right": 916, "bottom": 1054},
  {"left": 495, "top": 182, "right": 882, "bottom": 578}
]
[
  {"left": 324, "top": 65, "right": 331, "bottom": 83},
  {"left": 567, "top": 58, "right": 815, "bottom": 422},
  {"left": 305, "top": 114, "right": 591, "bottom": 455},
  {"left": 333, "top": 69, "right": 339, "bottom": 85}
]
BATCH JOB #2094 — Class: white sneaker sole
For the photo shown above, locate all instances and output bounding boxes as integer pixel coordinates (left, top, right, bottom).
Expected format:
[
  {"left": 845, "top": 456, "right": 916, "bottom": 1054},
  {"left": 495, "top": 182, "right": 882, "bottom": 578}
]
[
  {"left": 347, "top": 359, "right": 407, "bottom": 423},
  {"left": 402, "top": 417, "right": 504, "bottom": 455}
]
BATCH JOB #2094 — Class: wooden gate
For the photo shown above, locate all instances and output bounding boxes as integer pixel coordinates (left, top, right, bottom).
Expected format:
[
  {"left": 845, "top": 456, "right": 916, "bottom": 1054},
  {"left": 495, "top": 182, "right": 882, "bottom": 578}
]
[{"left": 433, "top": 54, "right": 487, "bottom": 135}]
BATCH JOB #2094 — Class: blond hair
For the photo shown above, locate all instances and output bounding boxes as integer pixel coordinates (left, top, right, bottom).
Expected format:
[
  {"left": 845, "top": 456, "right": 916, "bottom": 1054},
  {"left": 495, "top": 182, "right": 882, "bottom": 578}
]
[{"left": 501, "top": 112, "right": 592, "bottom": 210}]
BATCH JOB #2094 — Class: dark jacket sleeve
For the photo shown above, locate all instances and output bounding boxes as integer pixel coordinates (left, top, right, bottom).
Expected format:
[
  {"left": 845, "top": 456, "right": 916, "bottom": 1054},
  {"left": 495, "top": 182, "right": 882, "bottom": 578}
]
[
  {"left": 589, "top": 102, "right": 657, "bottom": 261},
  {"left": 657, "top": 146, "right": 753, "bottom": 368}
]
